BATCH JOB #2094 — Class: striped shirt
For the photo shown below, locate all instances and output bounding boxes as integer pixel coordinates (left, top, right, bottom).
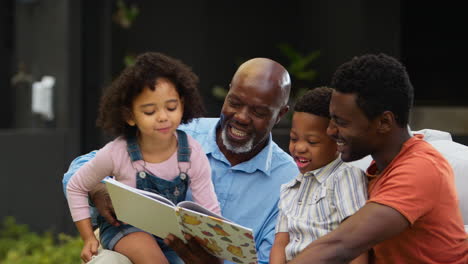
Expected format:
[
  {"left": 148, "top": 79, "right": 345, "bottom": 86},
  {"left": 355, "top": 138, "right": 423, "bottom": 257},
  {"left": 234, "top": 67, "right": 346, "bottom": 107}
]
[{"left": 276, "top": 157, "right": 368, "bottom": 261}]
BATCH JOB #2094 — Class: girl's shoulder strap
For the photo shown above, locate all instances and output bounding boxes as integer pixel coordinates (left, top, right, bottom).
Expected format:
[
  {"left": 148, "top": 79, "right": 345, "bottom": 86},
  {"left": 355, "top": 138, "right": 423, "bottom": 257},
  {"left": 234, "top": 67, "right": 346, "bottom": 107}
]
[
  {"left": 126, "top": 135, "right": 143, "bottom": 161},
  {"left": 176, "top": 129, "right": 191, "bottom": 162}
]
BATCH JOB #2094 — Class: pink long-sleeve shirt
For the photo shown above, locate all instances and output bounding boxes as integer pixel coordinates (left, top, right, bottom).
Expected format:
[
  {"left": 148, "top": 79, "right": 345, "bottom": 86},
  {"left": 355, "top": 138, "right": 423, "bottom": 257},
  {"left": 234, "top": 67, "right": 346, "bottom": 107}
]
[{"left": 67, "top": 134, "right": 220, "bottom": 222}]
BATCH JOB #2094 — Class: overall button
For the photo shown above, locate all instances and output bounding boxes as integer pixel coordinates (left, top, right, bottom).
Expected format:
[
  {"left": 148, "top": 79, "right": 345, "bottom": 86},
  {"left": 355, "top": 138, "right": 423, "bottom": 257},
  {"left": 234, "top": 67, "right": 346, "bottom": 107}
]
[
  {"left": 174, "top": 188, "right": 180, "bottom": 196},
  {"left": 139, "top": 171, "right": 146, "bottom": 178},
  {"left": 179, "top": 172, "right": 187, "bottom": 180}
]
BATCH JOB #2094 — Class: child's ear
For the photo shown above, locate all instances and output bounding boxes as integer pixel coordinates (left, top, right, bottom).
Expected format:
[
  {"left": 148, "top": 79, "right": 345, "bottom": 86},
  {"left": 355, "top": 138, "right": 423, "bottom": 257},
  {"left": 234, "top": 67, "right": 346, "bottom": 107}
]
[
  {"left": 124, "top": 108, "right": 136, "bottom": 126},
  {"left": 127, "top": 119, "right": 136, "bottom": 126}
]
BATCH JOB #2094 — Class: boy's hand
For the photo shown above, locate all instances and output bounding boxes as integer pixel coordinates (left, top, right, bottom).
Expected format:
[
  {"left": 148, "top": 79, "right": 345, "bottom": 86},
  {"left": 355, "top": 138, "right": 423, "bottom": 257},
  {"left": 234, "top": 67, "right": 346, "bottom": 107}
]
[
  {"left": 89, "top": 183, "right": 120, "bottom": 226},
  {"left": 81, "top": 237, "right": 99, "bottom": 263}
]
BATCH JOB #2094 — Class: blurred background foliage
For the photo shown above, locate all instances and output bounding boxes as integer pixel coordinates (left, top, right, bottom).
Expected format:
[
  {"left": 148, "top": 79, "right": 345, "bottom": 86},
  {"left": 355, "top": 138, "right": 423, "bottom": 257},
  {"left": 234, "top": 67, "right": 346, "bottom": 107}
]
[
  {"left": 211, "top": 44, "right": 321, "bottom": 111},
  {"left": 0, "top": 217, "right": 82, "bottom": 264},
  {"left": 277, "top": 43, "right": 320, "bottom": 100}
]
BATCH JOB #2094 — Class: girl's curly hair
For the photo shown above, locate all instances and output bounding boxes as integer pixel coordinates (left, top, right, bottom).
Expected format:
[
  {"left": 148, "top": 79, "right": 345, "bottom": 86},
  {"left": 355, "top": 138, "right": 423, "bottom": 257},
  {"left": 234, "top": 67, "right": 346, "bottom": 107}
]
[{"left": 96, "top": 52, "right": 205, "bottom": 137}]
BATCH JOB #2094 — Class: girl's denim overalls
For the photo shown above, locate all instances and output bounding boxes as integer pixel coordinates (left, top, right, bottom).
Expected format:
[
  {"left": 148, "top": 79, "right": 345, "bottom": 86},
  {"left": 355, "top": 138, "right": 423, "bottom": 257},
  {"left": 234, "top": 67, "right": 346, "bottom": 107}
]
[{"left": 98, "top": 130, "right": 190, "bottom": 264}]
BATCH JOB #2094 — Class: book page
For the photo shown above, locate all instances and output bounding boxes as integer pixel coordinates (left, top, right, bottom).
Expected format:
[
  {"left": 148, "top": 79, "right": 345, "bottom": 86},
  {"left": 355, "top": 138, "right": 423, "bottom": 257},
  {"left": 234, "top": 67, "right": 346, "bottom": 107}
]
[
  {"left": 104, "top": 178, "right": 185, "bottom": 241},
  {"left": 177, "top": 201, "right": 226, "bottom": 220},
  {"left": 104, "top": 178, "right": 176, "bottom": 206},
  {"left": 138, "top": 189, "right": 175, "bottom": 207},
  {"left": 177, "top": 206, "right": 258, "bottom": 264}
]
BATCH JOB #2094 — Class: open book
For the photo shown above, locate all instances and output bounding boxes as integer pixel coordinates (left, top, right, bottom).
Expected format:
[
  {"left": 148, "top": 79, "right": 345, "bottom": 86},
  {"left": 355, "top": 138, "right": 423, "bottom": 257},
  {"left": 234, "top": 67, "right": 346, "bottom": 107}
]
[{"left": 103, "top": 178, "right": 258, "bottom": 264}]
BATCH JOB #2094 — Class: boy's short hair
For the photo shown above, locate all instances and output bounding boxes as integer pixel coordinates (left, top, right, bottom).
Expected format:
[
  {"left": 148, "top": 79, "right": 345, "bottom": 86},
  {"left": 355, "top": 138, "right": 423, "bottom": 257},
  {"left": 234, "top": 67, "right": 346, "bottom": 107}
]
[{"left": 294, "top": 87, "right": 333, "bottom": 118}]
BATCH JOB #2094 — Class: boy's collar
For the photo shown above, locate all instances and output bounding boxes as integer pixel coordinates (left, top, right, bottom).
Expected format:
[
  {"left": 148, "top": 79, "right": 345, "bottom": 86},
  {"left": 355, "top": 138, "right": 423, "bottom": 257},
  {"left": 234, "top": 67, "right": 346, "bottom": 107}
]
[{"left": 291, "top": 156, "right": 343, "bottom": 185}]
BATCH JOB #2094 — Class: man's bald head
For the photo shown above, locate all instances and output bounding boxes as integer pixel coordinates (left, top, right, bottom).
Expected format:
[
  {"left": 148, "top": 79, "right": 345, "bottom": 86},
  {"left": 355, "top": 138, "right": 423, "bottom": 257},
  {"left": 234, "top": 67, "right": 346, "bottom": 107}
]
[{"left": 232, "top": 58, "right": 291, "bottom": 107}]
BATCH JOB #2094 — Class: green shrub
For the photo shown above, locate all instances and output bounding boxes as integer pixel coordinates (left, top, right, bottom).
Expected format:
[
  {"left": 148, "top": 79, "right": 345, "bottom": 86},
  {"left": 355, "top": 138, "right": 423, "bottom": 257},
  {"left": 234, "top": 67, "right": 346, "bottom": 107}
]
[{"left": 0, "top": 216, "right": 82, "bottom": 264}]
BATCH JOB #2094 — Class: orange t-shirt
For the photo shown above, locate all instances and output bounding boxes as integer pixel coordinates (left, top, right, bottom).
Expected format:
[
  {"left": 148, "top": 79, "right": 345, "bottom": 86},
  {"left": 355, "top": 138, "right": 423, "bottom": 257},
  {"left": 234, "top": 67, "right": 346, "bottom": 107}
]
[{"left": 366, "top": 135, "right": 467, "bottom": 264}]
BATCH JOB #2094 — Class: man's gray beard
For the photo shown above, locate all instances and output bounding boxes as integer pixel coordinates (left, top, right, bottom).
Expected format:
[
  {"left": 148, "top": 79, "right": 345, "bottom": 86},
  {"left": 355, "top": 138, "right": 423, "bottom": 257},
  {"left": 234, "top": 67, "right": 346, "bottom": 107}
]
[{"left": 221, "top": 126, "right": 254, "bottom": 154}]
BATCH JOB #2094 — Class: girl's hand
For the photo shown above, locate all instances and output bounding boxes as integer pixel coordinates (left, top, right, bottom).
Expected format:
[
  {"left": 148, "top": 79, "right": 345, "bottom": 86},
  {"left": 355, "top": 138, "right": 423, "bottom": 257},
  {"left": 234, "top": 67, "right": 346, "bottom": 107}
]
[
  {"left": 75, "top": 218, "right": 100, "bottom": 262},
  {"left": 81, "top": 237, "right": 99, "bottom": 263}
]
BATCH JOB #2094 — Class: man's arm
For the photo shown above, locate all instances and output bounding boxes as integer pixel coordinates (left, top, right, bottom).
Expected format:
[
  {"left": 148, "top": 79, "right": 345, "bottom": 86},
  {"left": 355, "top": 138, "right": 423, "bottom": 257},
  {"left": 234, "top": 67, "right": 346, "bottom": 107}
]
[
  {"left": 63, "top": 151, "right": 98, "bottom": 196},
  {"left": 289, "top": 202, "right": 409, "bottom": 264}
]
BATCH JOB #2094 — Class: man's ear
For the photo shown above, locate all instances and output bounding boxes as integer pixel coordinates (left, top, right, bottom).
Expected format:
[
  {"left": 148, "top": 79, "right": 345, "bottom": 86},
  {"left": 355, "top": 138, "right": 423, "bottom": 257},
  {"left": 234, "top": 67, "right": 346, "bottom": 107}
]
[
  {"left": 275, "top": 105, "right": 290, "bottom": 125},
  {"left": 377, "top": 111, "right": 394, "bottom": 133}
]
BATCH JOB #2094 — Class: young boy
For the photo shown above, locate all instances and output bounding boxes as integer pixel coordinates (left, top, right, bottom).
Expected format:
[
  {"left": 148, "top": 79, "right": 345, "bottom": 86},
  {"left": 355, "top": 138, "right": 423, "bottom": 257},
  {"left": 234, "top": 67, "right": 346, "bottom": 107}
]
[{"left": 270, "top": 87, "right": 368, "bottom": 264}]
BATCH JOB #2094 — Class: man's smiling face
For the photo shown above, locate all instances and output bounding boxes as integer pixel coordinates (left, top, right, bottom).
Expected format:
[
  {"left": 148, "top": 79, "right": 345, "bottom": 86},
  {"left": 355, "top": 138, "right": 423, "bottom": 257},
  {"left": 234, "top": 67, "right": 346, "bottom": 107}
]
[
  {"left": 327, "top": 90, "right": 379, "bottom": 162},
  {"left": 219, "top": 74, "right": 284, "bottom": 154}
]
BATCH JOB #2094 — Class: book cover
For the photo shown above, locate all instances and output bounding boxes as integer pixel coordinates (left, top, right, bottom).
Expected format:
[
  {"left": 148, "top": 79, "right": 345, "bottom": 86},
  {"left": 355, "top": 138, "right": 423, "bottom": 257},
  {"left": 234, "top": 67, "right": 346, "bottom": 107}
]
[
  {"left": 103, "top": 178, "right": 258, "bottom": 264},
  {"left": 103, "top": 178, "right": 185, "bottom": 240}
]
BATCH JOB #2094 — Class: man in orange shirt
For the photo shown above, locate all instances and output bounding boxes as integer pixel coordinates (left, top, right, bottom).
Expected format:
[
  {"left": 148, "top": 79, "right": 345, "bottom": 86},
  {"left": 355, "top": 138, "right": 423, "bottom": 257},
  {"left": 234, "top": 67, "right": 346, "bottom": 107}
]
[{"left": 289, "top": 53, "right": 467, "bottom": 263}]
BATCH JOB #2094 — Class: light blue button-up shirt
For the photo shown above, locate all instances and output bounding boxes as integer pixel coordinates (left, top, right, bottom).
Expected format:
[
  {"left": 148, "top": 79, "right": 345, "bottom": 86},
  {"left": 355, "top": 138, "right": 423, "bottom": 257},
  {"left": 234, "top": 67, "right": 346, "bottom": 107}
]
[{"left": 63, "top": 117, "right": 298, "bottom": 264}]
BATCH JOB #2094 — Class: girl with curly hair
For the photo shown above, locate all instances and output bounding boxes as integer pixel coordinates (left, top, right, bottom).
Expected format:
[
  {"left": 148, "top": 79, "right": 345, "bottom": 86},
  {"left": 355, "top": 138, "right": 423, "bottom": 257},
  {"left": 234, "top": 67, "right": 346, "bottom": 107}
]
[{"left": 66, "top": 52, "right": 220, "bottom": 264}]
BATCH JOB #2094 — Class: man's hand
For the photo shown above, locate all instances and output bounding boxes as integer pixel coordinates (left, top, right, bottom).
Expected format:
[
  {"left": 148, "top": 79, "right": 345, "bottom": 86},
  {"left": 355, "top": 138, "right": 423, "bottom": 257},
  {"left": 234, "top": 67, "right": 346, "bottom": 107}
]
[
  {"left": 164, "top": 234, "right": 223, "bottom": 264},
  {"left": 89, "top": 182, "right": 120, "bottom": 226}
]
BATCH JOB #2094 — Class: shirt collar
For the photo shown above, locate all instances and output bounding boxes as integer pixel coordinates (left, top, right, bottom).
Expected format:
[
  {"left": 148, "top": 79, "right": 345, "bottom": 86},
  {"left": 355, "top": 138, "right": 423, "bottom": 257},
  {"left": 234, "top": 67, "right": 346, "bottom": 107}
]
[
  {"left": 366, "top": 134, "right": 424, "bottom": 179},
  {"left": 285, "top": 156, "right": 343, "bottom": 188},
  {"left": 201, "top": 120, "right": 220, "bottom": 156},
  {"left": 204, "top": 120, "right": 274, "bottom": 176}
]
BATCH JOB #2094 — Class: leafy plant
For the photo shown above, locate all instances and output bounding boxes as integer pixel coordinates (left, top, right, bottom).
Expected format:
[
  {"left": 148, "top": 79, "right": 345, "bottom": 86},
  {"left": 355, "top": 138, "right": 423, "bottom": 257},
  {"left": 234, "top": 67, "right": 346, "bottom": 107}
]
[
  {"left": 112, "top": 0, "right": 140, "bottom": 67},
  {"left": 124, "top": 54, "right": 137, "bottom": 67},
  {"left": 0, "top": 216, "right": 82, "bottom": 264},
  {"left": 210, "top": 57, "right": 248, "bottom": 101},
  {"left": 211, "top": 85, "right": 229, "bottom": 100},
  {"left": 210, "top": 45, "right": 320, "bottom": 107},
  {"left": 113, "top": 0, "right": 139, "bottom": 29},
  {"left": 277, "top": 43, "right": 320, "bottom": 100}
]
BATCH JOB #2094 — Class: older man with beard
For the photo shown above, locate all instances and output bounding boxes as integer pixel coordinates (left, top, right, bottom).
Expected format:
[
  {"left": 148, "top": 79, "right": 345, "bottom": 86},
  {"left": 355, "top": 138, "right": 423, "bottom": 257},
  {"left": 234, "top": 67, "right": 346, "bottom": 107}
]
[{"left": 62, "top": 58, "right": 299, "bottom": 264}]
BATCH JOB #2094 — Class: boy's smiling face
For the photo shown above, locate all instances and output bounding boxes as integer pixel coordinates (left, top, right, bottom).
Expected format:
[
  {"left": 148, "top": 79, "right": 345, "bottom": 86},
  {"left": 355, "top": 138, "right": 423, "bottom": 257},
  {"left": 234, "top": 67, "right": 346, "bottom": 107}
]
[{"left": 289, "top": 111, "right": 338, "bottom": 174}]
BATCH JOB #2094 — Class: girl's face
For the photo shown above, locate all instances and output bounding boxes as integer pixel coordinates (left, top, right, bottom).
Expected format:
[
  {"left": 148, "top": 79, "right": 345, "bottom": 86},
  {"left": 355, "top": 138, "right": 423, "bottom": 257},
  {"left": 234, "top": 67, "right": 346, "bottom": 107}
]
[{"left": 127, "top": 78, "right": 184, "bottom": 141}]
